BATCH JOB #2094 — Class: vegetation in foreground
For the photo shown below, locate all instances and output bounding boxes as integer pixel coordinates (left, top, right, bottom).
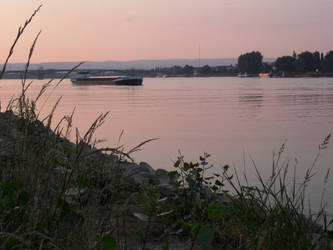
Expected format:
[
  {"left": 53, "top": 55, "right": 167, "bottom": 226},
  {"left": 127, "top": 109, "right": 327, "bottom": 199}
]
[{"left": 1, "top": 5, "right": 333, "bottom": 250}]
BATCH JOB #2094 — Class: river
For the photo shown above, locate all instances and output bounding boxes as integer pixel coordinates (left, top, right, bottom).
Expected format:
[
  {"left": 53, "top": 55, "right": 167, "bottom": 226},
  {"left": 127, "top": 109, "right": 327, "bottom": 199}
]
[{"left": 1, "top": 77, "right": 333, "bottom": 213}]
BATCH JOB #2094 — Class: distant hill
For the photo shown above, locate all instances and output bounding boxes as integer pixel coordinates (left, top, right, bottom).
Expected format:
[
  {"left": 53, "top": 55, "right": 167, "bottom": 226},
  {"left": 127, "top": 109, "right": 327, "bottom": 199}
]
[{"left": 2, "top": 58, "right": 275, "bottom": 71}]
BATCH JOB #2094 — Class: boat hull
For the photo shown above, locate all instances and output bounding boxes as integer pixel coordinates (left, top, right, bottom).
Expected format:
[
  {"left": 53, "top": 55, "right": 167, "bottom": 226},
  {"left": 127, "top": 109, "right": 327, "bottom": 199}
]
[
  {"left": 71, "top": 77, "right": 143, "bottom": 86},
  {"left": 113, "top": 78, "right": 143, "bottom": 86}
]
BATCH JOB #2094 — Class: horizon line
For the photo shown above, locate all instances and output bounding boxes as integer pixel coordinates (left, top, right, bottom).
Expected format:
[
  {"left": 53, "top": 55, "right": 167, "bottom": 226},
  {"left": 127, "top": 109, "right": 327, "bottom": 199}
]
[{"left": 3, "top": 57, "right": 276, "bottom": 65}]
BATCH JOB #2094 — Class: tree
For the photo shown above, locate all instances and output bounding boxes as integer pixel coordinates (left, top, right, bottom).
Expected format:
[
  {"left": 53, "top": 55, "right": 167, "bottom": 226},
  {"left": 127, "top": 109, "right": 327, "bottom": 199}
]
[
  {"left": 292, "top": 51, "right": 297, "bottom": 59},
  {"left": 237, "top": 51, "right": 263, "bottom": 74},
  {"left": 199, "top": 65, "right": 212, "bottom": 75},
  {"left": 321, "top": 51, "right": 333, "bottom": 72},
  {"left": 170, "top": 65, "right": 183, "bottom": 75},
  {"left": 262, "top": 62, "right": 273, "bottom": 73},
  {"left": 295, "top": 51, "right": 315, "bottom": 72},
  {"left": 312, "top": 51, "right": 321, "bottom": 71},
  {"left": 183, "top": 65, "right": 194, "bottom": 76},
  {"left": 275, "top": 56, "right": 295, "bottom": 73}
]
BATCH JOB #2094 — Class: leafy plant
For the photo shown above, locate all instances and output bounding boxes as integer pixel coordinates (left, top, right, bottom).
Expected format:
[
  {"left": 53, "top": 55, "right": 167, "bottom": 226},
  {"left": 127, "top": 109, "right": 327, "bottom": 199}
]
[{"left": 167, "top": 153, "right": 229, "bottom": 249}]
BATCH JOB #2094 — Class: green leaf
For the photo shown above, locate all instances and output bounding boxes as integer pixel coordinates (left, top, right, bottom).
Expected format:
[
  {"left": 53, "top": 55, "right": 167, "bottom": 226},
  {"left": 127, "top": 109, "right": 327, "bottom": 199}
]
[
  {"left": 101, "top": 235, "right": 117, "bottom": 250},
  {"left": 78, "top": 175, "right": 90, "bottom": 188},
  {"left": 227, "top": 174, "right": 233, "bottom": 180},
  {"left": 1, "top": 180, "right": 24, "bottom": 197},
  {"left": 162, "top": 241, "right": 169, "bottom": 250},
  {"left": 133, "top": 212, "right": 149, "bottom": 222},
  {"left": 207, "top": 202, "right": 224, "bottom": 221},
  {"left": 196, "top": 226, "right": 214, "bottom": 246},
  {"left": 6, "top": 238, "right": 22, "bottom": 248},
  {"left": 195, "top": 194, "right": 201, "bottom": 208},
  {"left": 178, "top": 219, "right": 192, "bottom": 231},
  {"left": 18, "top": 190, "right": 30, "bottom": 206},
  {"left": 95, "top": 233, "right": 117, "bottom": 250},
  {"left": 201, "top": 161, "right": 208, "bottom": 166},
  {"left": 183, "top": 162, "right": 190, "bottom": 171},
  {"left": 215, "top": 179, "right": 224, "bottom": 186},
  {"left": 186, "top": 175, "right": 195, "bottom": 187},
  {"left": 133, "top": 230, "right": 145, "bottom": 244},
  {"left": 61, "top": 200, "right": 84, "bottom": 225}
]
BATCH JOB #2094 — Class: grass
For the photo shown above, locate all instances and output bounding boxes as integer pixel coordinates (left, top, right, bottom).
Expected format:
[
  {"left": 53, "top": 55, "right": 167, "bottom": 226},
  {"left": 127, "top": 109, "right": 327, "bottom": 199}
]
[{"left": 1, "top": 5, "right": 333, "bottom": 250}]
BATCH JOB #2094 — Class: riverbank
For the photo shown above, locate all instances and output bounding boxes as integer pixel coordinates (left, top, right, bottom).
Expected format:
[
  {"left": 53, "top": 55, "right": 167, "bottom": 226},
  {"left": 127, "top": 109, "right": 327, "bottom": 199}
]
[{"left": 1, "top": 99, "right": 333, "bottom": 249}]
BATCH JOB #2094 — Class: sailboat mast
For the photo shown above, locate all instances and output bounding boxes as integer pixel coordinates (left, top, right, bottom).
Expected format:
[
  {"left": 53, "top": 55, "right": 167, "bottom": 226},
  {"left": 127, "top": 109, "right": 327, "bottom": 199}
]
[{"left": 198, "top": 44, "right": 201, "bottom": 68}]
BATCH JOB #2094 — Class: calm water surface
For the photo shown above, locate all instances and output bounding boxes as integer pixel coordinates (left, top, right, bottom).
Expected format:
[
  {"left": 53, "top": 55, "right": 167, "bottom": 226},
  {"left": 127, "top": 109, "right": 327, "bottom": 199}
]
[{"left": 1, "top": 77, "right": 333, "bottom": 212}]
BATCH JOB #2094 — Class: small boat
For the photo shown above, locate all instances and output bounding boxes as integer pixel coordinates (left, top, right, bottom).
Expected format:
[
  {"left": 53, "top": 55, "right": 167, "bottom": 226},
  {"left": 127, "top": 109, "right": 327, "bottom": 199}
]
[
  {"left": 237, "top": 73, "right": 259, "bottom": 78},
  {"left": 71, "top": 72, "right": 143, "bottom": 86}
]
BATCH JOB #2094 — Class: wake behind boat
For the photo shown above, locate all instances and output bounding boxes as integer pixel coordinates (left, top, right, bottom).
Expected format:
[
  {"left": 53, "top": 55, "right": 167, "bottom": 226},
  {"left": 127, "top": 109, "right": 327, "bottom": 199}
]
[{"left": 71, "top": 72, "right": 143, "bottom": 86}]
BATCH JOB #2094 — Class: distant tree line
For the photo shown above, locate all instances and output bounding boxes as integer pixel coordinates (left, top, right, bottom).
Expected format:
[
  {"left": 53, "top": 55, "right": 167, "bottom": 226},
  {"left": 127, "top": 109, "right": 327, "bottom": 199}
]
[
  {"left": 117, "top": 50, "right": 333, "bottom": 78},
  {"left": 237, "top": 50, "right": 333, "bottom": 76},
  {"left": 274, "top": 51, "right": 333, "bottom": 74},
  {"left": 123, "top": 64, "right": 238, "bottom": 77},
  {"left": 144, "top": 49, "right": 333, "bottom": 78}
]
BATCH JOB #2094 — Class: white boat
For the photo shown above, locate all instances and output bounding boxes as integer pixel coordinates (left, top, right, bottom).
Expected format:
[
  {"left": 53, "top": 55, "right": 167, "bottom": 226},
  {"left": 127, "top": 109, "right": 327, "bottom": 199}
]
[
  {"left": 71, "top": 72, "right": 143, "bottom": 86},
  {"left": 237, "top": 73, "right": 259, "bottom": 78}
]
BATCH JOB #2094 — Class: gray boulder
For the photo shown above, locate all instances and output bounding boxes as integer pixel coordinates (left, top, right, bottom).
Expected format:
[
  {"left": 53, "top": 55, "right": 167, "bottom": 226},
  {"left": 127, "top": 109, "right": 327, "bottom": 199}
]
[
  {"left": 138, "top": 161, "right": 155, "bottom": 175},
  {"left": 155, "top": 169, "right": 170, "bottom": 185},
  {"left": 122, "top": 161, "right": 156, "bottom": 185}
]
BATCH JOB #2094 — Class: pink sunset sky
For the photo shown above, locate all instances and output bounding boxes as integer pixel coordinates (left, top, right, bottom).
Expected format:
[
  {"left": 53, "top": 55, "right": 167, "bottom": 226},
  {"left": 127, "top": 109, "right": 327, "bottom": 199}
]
[{"left": 1, "top": 0, "right": 333, "bottom": 63}]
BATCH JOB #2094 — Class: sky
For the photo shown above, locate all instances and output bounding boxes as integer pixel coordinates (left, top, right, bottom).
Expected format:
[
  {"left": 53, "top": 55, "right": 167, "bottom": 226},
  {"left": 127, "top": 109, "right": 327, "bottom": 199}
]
[{"left": 1, "top": 0, "right": 333, "bottom": 63}]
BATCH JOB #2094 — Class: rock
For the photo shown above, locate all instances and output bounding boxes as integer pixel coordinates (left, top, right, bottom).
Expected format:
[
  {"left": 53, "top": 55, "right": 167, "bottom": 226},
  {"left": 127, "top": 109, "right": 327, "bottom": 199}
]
[
  {"left": 65, "top": 187, "right": 89, "bottom": 205},
  {"left": 139, "top": 161, "right": 155, "bottom": 175},
  {"left": 121, "top": 162, "right": 157, "bottom": 185},
  {"left": 131, "top": 171, "right": 153, "bottom": 185},
  {"left": 219, "top": 194, "right": 232, "bottom": 203},
  {"left": 65, "top": 187, "right": 88, "bottom": 196},
  {"left": 106, "top": 154, "right": 119, "bottom": 165},
  {"left": 122, "top": 162, "right": 140, "bottom": 175},
  {"left": 312, "top": 233, "right": 333, "bottom": 249},
  {"left": 157, "top": 183, "right": 175, "bottom": 196},
  {"left": 155, "top": 169, "right": 170, "bottom": 185},
  {"left": 53, "top": 166, "right": 72, "bottom": 174}
]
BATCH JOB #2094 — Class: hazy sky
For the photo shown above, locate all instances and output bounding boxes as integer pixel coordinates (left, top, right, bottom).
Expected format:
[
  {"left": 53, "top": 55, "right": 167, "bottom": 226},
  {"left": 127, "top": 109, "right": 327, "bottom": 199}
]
[{"left": 1, "top": 0, "right": 333, "bottom": 63}]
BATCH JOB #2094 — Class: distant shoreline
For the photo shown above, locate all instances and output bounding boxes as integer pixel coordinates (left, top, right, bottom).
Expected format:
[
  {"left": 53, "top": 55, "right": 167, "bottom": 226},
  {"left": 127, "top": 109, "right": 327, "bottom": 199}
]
[{"left": 2, "top": 70, "right": 333, "bottom": 80}]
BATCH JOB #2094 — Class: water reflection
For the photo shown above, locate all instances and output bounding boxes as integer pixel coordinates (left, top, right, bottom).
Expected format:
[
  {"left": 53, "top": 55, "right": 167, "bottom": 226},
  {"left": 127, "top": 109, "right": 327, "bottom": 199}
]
[
  {"left": 276, "top": 94, "right": 324, "bottom": 106},
  {"left": 238, "top": 92, "right": 263, "bottom": 119}
]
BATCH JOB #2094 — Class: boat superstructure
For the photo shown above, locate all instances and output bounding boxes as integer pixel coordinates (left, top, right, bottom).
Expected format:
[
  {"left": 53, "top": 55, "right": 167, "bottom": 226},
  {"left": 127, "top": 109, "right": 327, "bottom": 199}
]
[{"left": 71, "top": 72, "right": 143, "bottom": 86}]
